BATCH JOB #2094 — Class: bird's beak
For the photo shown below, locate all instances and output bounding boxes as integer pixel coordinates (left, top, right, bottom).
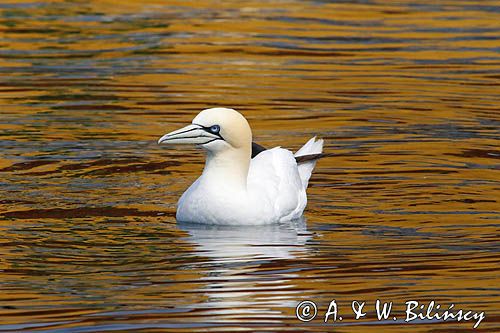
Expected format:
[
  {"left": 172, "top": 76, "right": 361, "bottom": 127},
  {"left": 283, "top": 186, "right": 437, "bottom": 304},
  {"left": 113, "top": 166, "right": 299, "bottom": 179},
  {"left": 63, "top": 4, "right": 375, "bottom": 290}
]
[{"left": 158, "top": 124, "right": 218, "bottom": 145}]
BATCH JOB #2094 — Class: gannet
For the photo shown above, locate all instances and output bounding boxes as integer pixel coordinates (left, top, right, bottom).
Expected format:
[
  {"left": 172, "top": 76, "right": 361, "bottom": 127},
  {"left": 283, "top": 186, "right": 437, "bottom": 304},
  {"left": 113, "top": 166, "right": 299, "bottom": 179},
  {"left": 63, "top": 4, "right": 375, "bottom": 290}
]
[{"left": 158, "top": 107, "right": 323, "bottom": 225}]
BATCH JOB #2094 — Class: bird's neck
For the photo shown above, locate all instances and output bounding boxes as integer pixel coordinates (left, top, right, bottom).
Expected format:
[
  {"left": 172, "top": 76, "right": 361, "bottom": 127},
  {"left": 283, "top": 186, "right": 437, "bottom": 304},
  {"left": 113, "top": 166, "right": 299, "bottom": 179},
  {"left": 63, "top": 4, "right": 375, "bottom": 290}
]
[{"left": 201, "top": 148, "right": 250, "bottom": 191}]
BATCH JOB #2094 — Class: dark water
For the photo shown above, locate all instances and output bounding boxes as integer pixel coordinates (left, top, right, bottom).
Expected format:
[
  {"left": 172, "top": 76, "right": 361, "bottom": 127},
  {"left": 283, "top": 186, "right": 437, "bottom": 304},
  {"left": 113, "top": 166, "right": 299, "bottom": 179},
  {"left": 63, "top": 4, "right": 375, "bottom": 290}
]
[{"left": 0, "top": 0, "right": 499, "bottom": 332}]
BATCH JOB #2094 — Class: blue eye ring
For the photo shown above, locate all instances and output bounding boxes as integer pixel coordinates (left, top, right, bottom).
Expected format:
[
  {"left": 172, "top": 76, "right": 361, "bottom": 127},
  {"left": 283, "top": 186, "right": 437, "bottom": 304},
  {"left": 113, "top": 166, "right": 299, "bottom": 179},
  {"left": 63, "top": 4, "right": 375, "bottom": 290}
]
[{"left": 209, "top": 125, "right": 220, "bottom": 134}]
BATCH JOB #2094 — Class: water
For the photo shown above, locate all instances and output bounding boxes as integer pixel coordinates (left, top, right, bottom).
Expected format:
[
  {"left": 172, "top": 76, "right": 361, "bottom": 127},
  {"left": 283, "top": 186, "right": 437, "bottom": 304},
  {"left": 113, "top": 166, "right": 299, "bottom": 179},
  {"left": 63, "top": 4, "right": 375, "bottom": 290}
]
[{"left": 0, "top": 0, "right": 499, "bottom": 331}]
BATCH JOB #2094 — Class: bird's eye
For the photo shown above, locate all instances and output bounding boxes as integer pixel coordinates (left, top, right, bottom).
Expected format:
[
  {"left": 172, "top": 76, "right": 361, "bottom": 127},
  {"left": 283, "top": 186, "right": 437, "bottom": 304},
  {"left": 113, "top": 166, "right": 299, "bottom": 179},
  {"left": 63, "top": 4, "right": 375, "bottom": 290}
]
[{"left": 209, "top": 125, "right": 220, "bottom": 134}]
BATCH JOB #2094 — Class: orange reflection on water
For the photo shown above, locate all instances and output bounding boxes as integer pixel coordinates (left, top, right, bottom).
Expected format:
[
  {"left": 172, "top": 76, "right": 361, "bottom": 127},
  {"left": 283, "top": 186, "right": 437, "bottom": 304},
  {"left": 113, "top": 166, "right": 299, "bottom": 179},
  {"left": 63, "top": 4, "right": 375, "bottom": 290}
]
[{"left": 0, "top": 0, "right": 499, "bottom": 331}]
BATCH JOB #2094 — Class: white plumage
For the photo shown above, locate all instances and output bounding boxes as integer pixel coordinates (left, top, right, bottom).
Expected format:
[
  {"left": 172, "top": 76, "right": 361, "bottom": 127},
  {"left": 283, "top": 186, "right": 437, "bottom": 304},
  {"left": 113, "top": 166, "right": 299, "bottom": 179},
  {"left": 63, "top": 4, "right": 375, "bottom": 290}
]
[{"left": 158, "top": 107, "right": 323, "bottom": 225}]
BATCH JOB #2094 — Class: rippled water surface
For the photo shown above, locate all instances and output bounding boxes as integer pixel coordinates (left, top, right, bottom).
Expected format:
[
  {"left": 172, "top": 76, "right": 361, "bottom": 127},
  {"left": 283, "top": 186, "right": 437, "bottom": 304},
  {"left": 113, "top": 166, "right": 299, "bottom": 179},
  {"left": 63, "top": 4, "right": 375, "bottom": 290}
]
[{"left": 1, "top": 0, "right": 499, "bottom": 332}]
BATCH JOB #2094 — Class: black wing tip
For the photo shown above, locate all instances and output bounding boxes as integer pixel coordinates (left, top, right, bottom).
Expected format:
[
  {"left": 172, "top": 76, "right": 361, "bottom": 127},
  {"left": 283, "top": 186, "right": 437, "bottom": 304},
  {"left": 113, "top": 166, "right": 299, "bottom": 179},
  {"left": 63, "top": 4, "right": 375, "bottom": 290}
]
[
  {"left": 251, "top": 140, "right": 332, "bottom": 163},
  {"left": 295, "top": 153, "right": 333, "bottom": 164},
  {"left": 251, "top": 142, "right": 267, "bottom": 158}
]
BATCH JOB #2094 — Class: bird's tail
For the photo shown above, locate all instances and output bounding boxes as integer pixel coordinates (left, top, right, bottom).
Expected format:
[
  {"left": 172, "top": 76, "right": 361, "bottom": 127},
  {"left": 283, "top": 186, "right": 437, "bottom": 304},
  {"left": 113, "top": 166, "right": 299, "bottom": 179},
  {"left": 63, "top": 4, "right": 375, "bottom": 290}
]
[{"left": 294, "top": 136, "right": 324, "bottom": 189}]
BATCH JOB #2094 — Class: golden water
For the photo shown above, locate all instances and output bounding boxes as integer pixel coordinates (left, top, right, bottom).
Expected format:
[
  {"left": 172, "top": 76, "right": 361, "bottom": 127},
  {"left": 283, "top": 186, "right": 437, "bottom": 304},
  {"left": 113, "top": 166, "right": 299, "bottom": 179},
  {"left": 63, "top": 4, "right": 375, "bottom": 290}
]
[{"left": 0, "top": 0, "right": 499, "bottom": 332}]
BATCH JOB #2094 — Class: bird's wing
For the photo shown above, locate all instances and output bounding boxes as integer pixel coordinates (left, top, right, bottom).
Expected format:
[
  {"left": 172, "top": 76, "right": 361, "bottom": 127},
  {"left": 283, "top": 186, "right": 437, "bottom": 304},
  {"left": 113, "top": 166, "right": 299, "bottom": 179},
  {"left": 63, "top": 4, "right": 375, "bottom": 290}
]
[{"left": 247, "top": 147, "right": 306, "bottom": 221}]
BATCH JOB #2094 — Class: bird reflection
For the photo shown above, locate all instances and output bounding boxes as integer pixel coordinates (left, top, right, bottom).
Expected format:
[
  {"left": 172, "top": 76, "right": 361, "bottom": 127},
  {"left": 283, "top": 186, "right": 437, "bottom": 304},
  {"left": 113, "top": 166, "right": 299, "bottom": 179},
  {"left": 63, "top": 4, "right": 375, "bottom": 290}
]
[
  {"left": 177, "top": 218, "right": 312, "bottom": 316},
  {"left": 178, "top": 217, "right": 311, "bottom": 261}
]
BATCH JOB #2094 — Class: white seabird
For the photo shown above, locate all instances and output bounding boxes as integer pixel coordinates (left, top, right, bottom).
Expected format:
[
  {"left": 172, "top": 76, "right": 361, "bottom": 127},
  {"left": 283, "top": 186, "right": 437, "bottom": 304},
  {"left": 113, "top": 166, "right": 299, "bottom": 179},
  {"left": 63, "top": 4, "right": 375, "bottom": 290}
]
[{"left": 158, "top": 107, "right": 323, "bottom": 225}]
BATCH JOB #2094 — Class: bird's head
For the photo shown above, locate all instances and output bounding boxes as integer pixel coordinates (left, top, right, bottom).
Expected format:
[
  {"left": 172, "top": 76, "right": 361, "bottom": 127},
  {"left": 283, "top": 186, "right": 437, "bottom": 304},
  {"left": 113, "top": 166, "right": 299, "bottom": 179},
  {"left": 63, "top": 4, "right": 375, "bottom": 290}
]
[{"left": 158, "top": 107, "right": 252, "bottom": 155}]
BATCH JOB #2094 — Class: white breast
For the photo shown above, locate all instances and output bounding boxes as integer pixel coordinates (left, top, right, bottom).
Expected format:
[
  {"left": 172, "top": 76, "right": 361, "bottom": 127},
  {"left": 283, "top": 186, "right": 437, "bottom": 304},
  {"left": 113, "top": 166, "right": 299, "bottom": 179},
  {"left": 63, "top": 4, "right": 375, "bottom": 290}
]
[{"left": 176, "top": 147, "right": 307, "bottom": 225}]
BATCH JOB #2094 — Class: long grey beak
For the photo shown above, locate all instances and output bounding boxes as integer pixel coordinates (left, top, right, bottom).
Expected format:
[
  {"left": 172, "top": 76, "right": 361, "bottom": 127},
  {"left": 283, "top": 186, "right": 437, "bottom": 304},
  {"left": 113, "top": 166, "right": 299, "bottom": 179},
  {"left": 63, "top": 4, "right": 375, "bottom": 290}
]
[{"left": 158, "top": 124, "right": 219, "bottom": 145}]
